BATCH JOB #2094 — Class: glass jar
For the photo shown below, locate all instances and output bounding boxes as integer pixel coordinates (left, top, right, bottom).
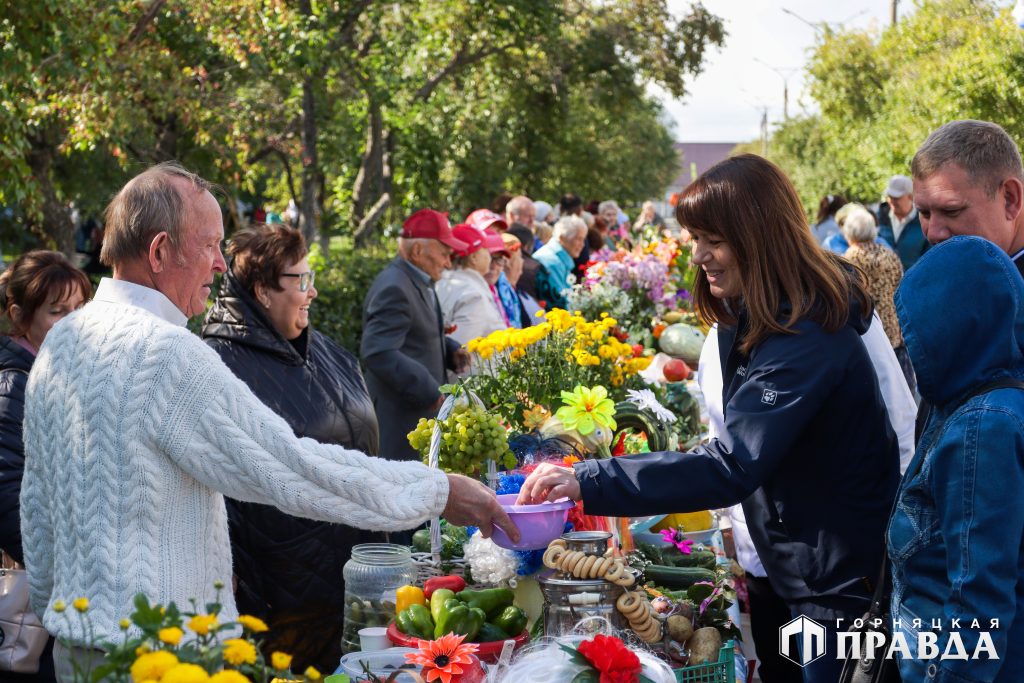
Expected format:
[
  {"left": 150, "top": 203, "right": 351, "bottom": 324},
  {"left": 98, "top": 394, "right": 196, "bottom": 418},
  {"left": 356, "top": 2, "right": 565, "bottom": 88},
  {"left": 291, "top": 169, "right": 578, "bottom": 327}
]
[{"left": 341, "top": 543, "right": 417, "bottom": 653}]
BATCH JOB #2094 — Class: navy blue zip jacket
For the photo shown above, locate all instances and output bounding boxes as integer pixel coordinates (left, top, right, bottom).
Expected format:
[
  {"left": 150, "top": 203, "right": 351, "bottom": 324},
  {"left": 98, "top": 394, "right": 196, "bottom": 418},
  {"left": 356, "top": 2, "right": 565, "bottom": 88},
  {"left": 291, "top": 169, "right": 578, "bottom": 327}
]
[{"left": 576, "top": 291, "right": 900, "bottom": 605}]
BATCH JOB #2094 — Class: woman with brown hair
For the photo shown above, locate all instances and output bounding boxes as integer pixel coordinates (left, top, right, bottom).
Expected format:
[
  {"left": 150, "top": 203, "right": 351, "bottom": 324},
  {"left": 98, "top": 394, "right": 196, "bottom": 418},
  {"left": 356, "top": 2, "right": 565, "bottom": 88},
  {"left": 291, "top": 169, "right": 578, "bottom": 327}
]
[
  {"left": 0, "top": 251, "right": 91, "bottom": 682},
  {"left": 201, "top": 224, "right": 382, "bottom": 672},
  {"left": 520, "top": 155, "right": 899, "bottom": 683}
]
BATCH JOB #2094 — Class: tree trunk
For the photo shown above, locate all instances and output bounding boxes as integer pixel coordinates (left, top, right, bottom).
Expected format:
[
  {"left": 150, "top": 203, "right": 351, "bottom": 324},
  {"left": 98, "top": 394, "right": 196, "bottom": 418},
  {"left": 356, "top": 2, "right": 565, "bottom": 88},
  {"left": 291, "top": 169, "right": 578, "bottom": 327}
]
[
  {"left": 25, "top": 137, "right": 74, "bottom": 256},
  {"left": 153, "top": 113, "right": 179, "bottom": 162},
  {"left": 300, "top": 74, "right": 321, "bottom": 247},
  {"left": 298, "top": 0, "right": 321, "bottom": 247},
  {"left": 352, "top": 99, "right": 384, "bottom": 227}
]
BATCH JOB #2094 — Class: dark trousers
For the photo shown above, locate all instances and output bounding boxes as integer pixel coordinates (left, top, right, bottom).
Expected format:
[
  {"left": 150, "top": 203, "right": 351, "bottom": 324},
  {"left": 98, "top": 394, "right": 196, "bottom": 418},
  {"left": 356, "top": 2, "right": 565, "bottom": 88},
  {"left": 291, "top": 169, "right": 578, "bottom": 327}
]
[{"left": 747, "top": 575, "right": 804, "bottom": 683}]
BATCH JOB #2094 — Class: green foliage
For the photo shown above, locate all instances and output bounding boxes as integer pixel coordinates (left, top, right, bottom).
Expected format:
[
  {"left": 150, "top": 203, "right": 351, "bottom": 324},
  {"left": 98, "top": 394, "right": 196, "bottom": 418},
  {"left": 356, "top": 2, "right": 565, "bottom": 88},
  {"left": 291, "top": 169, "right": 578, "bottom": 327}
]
[
  {"left": 760, "top": 0, "right": 1024, "bottom": 216},
  {"left": 3, "top": 1, "right": 725, "bottom": 252},
  {"left": 307, "top": 241, "right": 395, "bottom": 353}
]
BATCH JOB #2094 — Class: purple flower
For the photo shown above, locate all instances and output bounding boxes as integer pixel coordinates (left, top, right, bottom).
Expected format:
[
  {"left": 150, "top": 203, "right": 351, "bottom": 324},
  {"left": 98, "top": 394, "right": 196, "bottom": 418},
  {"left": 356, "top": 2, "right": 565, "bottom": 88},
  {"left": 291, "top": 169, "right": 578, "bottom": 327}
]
[{"left": 659, "top": 528, "right": 694, "bottom": 554}]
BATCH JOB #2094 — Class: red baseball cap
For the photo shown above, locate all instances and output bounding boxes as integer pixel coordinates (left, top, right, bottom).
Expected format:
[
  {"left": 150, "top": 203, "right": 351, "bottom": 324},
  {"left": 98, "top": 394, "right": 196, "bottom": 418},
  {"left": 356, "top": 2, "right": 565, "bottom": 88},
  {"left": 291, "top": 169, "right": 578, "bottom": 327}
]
[
  {"left": 483, "top": 228, "right": 511, "bottom": 257},
  {"left": 402, "top": 209, "right": 468, "bottom": 251},
  {"left": 450, "top": 224, "right": 486, "bottom": 257},
  {"left": 466, "top": 209, "right": 508, "bottom": 233}
]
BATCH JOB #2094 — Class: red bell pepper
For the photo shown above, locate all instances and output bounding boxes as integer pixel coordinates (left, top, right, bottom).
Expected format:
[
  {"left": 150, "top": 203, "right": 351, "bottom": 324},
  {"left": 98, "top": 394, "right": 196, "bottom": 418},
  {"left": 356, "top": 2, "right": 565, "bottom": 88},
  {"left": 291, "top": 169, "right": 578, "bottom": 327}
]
[{"left": 423, "top": 575, "right": 466, "bottom": 600}]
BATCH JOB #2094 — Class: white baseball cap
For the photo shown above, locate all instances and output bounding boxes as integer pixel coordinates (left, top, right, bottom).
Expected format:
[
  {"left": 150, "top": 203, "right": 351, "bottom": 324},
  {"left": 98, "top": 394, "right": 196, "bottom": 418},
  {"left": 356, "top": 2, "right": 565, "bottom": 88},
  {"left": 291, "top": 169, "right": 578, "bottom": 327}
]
[{"left": 886, "top": 175, "right": 913, "bottom": 198}]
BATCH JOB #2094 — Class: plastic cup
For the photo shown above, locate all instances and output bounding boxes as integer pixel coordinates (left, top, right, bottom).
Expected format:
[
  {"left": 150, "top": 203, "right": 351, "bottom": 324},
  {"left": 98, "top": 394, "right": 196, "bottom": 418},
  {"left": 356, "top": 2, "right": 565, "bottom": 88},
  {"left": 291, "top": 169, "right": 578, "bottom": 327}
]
[{"left": 358, "top": 626, "right": 391, "bottom": 652}]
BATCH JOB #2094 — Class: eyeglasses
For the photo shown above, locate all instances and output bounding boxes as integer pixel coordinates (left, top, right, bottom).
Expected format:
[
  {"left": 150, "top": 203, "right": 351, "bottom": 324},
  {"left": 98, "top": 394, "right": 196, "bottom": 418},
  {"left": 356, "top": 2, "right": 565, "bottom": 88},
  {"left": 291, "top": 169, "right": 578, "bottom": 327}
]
[{"left": 281, "top": 271, "right": 315, "bottom": 292}]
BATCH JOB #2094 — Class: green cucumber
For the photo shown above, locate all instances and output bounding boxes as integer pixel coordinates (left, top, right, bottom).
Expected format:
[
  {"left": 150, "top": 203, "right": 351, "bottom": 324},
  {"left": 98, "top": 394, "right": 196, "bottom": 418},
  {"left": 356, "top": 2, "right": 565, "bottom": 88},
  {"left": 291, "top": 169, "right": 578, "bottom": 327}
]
[
  {"left": 613, "top": 402, "right": 672, "bottom": 452},
  {"left": 643, "top": 564, "right": 715, "bottom": 590},
  {"left": 664, "top": 548, "right": 717, "bottom": 570}
]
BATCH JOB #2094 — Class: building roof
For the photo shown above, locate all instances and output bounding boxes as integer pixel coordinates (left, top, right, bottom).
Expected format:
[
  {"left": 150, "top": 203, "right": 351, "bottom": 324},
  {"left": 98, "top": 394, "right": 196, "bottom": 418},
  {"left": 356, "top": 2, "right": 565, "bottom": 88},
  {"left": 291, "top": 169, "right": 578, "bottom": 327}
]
[{"left": 668, "top": 142, "right": 739, "bottom": 191}]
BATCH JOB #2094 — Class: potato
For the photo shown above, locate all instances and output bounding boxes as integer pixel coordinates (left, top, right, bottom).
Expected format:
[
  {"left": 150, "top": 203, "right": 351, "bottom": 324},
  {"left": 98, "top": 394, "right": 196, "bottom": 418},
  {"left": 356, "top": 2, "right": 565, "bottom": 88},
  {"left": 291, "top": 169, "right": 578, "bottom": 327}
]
[
  {"left": 687, "top": 627, "right": 722, "bottom": 665},
  {"left": 666, "top": 615, "right": 694, "bottom": 644}
]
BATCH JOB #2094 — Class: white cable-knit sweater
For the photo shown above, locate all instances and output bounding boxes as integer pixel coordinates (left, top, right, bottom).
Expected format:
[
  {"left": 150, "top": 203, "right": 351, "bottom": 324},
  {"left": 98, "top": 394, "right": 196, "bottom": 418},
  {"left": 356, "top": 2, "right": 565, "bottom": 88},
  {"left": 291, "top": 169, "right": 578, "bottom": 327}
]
[{"left": 20, "top": 297, "right": 449, "bottom": 644}]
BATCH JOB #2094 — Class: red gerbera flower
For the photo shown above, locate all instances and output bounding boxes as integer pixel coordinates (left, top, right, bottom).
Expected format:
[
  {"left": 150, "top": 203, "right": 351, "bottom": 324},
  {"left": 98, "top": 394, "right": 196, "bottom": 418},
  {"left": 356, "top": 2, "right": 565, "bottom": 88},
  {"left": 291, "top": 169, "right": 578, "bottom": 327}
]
[{"left": 577, "top": 634, "right": 643, "bottom": 683}]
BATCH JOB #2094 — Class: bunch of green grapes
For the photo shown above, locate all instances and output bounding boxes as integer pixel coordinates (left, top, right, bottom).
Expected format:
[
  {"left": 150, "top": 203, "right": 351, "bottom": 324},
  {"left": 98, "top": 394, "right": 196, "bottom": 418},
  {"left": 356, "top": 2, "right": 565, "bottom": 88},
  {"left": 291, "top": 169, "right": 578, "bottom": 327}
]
[{"left": 407, "top": 406, "right": 517, "bottom": 475}]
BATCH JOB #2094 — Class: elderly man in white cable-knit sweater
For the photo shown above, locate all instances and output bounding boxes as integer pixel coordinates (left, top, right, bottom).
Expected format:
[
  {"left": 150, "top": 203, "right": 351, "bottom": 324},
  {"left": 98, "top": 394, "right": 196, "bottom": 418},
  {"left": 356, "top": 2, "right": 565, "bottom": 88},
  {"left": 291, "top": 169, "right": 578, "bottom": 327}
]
[{"left": 19, "top": 163, "right": 519, "bottom": 676}]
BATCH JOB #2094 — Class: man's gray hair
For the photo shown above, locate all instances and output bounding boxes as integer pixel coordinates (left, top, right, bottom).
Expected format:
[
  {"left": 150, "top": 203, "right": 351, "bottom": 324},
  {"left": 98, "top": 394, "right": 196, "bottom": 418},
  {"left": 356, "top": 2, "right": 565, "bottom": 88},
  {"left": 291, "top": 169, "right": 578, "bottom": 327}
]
[
  {"left": 598, "top": 200, "right": 619, "bottom": 214},
  {"left": 101, "top": 161, "right": 213, "bottom": 267},
  {"left": 554, "top": 215, "right": 587, "bottom": 241},
  {"left": 840, "top": 208, "right": 878, "bottom": 244},
  {"left": 912, "top": 120, "right": 1024, "bottom": 197},
  {"left": 506, "top": 195, "right": 534, "bottom": 222}
]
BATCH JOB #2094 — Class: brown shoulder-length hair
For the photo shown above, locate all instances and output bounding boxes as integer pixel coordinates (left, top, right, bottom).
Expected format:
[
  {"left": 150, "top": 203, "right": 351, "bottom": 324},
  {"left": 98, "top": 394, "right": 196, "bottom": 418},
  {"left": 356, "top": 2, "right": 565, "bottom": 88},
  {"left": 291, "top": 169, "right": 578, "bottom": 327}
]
[
  {"left": 677, "top": 154, "right": 870, "bottom": 354},
  {"left": 0, "top": 251, "right": 92, "bottom": 337},
  {"left": 227, "top": 223, "right": 307, "bottom": 295}
]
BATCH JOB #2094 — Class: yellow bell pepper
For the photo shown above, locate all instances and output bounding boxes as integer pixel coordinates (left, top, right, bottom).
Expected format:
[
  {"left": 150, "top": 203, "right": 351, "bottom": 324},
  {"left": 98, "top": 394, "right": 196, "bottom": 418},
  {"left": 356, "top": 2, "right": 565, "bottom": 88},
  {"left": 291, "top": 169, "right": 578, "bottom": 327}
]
[
  {"left": 395, "top": 585, "right": 427, "bottom": 615},
  {"left": 651, "top": 510, "right": 714, "bottom": 533}
]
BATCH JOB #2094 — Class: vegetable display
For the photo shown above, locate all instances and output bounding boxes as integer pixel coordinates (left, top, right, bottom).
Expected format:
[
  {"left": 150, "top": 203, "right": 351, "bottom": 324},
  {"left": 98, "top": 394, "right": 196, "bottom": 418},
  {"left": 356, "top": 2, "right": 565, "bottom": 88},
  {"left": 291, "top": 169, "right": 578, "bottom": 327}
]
[{"left": 393, "top": 581, "right": 528, "bottom": 644}]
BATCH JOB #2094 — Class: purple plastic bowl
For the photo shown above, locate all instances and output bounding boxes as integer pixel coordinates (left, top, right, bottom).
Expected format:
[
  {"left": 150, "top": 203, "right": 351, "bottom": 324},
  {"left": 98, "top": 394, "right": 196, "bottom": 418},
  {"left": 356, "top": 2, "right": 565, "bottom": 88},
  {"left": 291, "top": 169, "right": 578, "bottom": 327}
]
[{"left": 490, "top": 494, "right": 574, "bottom": 550}]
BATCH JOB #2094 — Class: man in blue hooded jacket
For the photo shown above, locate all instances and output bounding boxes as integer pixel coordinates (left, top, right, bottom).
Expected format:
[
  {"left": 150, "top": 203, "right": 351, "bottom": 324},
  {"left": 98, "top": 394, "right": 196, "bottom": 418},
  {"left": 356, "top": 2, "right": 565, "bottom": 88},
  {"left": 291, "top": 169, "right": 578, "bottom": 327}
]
[{"left": 888, "top": 236, "right": 1024, "bottom": 682}]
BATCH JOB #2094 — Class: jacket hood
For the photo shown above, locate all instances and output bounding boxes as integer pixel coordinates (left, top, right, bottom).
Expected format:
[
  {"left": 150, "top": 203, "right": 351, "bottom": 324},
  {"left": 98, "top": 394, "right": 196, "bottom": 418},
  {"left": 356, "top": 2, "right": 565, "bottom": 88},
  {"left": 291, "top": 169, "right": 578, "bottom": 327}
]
[
  {"left": 895, "top": 236, "right": 1024, "bottom": 406},
  {"left": 201, "top": 268, "right": 306, "bottom": 365}
]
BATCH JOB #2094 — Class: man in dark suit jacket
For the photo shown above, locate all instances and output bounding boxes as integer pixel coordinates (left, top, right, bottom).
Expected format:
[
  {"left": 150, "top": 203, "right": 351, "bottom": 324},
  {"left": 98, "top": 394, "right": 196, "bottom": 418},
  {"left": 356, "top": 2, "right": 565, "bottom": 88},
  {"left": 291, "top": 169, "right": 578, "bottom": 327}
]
[{"left": 362, "top": 209, "right": 469, "bottom": 462}]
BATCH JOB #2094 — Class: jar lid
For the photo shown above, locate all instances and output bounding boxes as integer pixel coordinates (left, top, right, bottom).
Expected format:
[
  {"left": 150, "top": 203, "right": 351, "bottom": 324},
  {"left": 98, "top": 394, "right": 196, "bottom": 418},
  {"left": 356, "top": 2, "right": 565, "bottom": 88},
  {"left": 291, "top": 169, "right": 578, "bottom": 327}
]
[{"left": 351, "top": 543, "right": 413, "bottom": 566}]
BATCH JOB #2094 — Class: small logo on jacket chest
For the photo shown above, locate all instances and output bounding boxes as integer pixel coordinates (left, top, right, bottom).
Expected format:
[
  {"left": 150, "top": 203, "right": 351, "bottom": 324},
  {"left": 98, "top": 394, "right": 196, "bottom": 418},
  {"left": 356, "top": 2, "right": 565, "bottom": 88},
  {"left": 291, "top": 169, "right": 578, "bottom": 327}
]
[
  {"left": 736, "top": 365, "right": 747, "bottom": 377},
  {"left": 761, "top": 389, "right": 777, "bottom": 405}
]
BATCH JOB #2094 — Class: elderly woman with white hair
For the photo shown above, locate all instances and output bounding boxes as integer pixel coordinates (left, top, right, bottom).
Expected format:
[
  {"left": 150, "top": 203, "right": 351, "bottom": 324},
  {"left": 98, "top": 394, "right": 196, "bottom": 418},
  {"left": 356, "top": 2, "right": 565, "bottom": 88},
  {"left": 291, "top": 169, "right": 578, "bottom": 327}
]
[
  {"left": 842, "top": 206, "right": 915, "bottom": 391},
  {"left": 533, "top": 215, "right": 588, "bottom": 310}
]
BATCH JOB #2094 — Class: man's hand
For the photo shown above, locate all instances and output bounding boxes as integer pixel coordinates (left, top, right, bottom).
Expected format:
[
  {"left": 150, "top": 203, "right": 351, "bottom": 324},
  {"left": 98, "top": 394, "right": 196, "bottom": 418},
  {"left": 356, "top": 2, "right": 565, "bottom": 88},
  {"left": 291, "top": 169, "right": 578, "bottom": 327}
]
[
  {"left": 442, "top": 473, "right": 521, "bottom": 542},
  {"left": 452, "top": 348, "right": 471, "bottom": 374},
  {"left": 516, "top": 463, "right": 582, "bottom": 504}
]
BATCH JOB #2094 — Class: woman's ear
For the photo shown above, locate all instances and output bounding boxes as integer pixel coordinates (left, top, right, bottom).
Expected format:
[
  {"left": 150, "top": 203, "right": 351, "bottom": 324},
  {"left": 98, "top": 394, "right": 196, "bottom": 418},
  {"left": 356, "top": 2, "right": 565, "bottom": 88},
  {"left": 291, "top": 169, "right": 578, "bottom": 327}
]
[
  {"left": 9, "top": 303, "right": 22, "bottom": 325},
  {"left": 253, "top": 283, "right": 271, "bottom": 309}
]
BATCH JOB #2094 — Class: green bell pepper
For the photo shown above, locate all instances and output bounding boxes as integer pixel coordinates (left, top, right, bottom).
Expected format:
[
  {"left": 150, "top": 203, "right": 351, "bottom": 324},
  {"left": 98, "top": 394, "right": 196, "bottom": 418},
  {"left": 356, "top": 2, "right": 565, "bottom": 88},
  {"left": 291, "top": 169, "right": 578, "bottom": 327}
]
[
  {"left": 396, "top": 603, "right": 434, "bottom": 640},
  {"left": 491, "top": 605, "right": 527, "bottom": 636},
  {"left": 455, "top": 587, "right": 515, "bottom": 619},
  {"left": 430, "top": 588, "right": 456, "bottom": 624},
  {"left": 475, "top": 622, "right": 511, "bottom": 642},
  {"left": 434, "top": 598, "right": 485, "bottom": 641}
]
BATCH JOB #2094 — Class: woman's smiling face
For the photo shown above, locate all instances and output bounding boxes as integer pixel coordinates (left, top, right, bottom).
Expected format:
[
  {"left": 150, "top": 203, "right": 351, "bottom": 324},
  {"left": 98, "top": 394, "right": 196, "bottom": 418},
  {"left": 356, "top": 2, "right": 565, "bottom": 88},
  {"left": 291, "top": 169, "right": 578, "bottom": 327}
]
[{"left": 689, "top": 228, "right": 742, "bottom": 300}]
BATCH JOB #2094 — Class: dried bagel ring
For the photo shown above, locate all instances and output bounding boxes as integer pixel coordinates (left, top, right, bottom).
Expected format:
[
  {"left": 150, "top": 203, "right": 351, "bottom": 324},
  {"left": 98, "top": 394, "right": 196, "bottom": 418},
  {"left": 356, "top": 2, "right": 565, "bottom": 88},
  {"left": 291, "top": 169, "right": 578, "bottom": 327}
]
[
  {"left": 590, "top": 557, "right": 608, "bottom": 579},
  {"left": 603, "top": 561, "right": 624, "bottom": 582},
  {"left": 578, "top": 555, "right": 597, "bottom": 577},
  {"left": 613, "top": 571, "right": 636, "bottom": 587},
  {"left": 636, "top": 619, "right": 662, "bottom": 643},
  {"left": 567, "top": 552, "right": 589, "bottom": 575},
  {"left": 549, "top": 538, "right": 567, "bottom": 550},
  {"left": 616, "top": 591, "right": 644, "bottom": 615},
  {"left": 543, "top": 546, "right": 566, "bottom": 569}
]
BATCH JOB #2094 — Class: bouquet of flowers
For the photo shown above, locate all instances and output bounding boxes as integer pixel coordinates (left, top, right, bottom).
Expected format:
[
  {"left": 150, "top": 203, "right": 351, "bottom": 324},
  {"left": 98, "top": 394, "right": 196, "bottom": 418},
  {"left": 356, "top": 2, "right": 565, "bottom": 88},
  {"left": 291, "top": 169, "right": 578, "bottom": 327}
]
[
  {"left": 464, "top": 309, "right": 651, "bottom": 430},
  {"left": 54, "top": 584, "right": 320, "bottom": 683}
]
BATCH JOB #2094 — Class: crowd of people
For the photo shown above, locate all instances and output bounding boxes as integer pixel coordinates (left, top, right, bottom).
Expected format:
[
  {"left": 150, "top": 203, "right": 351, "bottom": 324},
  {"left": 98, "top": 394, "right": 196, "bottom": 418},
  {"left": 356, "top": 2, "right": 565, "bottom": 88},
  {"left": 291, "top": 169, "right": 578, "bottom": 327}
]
[{"left": 0, "top": 119, "right": 1023, "bottom": 683}]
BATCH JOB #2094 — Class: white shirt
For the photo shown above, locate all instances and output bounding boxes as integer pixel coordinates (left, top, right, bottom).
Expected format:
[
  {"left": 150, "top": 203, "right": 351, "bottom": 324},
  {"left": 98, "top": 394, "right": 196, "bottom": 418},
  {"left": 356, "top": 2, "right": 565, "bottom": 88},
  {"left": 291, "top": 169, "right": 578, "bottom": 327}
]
[
  {"left": 93, "top": 277, "right": 188, "bottom": 327},
  {"left": 892, "top": 207, "right": 918, "bottom": 244}
]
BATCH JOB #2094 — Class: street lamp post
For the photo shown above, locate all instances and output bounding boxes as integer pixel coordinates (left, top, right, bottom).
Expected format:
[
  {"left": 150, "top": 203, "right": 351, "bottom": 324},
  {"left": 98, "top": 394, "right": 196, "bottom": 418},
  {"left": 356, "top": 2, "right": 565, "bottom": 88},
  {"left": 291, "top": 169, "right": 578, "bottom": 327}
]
[{"left": 753, "top": 58, "right": 798, "bottom": 119}]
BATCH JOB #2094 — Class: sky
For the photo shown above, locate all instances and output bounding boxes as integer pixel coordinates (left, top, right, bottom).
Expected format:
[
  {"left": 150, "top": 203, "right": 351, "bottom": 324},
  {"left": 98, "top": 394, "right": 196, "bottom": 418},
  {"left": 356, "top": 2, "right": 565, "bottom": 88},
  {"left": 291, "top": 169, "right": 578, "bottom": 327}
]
[{"left": 655, "top": 0, "right": 1020, "bottom": 143}]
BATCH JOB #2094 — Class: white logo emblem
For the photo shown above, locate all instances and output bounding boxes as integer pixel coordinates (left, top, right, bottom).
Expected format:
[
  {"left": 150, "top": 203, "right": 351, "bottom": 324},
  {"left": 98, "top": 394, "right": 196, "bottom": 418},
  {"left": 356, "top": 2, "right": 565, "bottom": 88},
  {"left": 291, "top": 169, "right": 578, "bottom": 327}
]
[
  {"left": 780, "top": 615, "right": 827, "bottom": 667},
  {"left": 736, "top": 365, "right": 747, "bottom": 377},
  {"left": 761, "top": 389, "right": 777, "bottom": 405}
]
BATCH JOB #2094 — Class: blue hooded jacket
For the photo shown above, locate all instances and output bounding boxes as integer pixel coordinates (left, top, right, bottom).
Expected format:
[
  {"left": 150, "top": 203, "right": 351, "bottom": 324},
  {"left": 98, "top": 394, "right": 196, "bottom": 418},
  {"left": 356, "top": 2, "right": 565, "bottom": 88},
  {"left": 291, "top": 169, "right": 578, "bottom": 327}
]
[
  {"left": 576, "top": 283, "right": 900, "bottom": 610},
  {"left": 888, "top": 236, "right": 1024, "bottom": 682}
]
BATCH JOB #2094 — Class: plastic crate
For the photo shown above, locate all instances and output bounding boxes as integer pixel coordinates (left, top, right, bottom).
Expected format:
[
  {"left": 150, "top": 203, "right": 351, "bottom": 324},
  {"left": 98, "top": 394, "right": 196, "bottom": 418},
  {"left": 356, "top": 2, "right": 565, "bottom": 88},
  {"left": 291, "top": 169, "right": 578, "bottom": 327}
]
[{"left": 674, "top": 640, "right": 735, "bottom": 683}]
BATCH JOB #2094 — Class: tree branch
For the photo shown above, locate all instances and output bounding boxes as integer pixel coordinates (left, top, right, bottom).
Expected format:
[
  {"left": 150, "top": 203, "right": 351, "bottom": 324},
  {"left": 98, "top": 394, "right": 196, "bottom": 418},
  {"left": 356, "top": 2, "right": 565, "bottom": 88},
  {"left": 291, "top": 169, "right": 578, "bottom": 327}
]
[
  {"left": 413, "top": 43, "right": 514, "bottom": 102},
  {"left": 353, "top": 192, "right": 391, "bottom": 246},
  {"left": 122, "top": 0, "right": 168, "bottom": 52}
]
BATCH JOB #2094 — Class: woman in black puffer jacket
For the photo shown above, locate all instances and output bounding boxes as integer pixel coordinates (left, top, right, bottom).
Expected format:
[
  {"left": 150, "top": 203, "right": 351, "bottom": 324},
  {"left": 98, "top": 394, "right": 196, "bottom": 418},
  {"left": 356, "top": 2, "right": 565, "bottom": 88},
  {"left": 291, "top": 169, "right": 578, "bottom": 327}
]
[
  {"left": 0, "top": 251, "right": 90, "bottom": 683},
  {"left": 202, "top": 224, "right": 381, "bottom": 673}
]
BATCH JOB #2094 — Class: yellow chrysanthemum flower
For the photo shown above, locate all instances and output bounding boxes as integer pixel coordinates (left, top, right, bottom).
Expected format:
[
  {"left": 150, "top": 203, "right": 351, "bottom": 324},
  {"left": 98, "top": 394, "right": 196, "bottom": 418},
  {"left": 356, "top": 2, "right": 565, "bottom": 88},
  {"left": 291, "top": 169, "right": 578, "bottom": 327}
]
[
  {"left": 223, "top": 638, "right": 258, "bottom": 666},
  {"left": 158, "top": 626, "right": 184, "bottom": 646},
  {"left": 210, "top": 671, "right": 250, "bottom": 683},
  {"left": 304, "top": 666, "right": 322, "bottom": 680},
  {"left": 237, "top": 615, "right": 269, "bottom": 633},
  {"left": 53, "top": 600, "right": 66, "bottom": 613},
  {"left": 130, "top": 650, "right": 179, "bottom": 683},
  {"left": 188, "top": 614, "right": 219, "bottom": 636},
  {"left": 271, "top": 651, "right": 293, "bottom": 670},
  {"left": 161, "top": 662, "right": 210, "bottom": 683},
  {"left": 119, "top": 618, "right": 131, "bottom": 630},
  {"left": 73, "top": 597, "right": 89, "bottom": 612}
]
